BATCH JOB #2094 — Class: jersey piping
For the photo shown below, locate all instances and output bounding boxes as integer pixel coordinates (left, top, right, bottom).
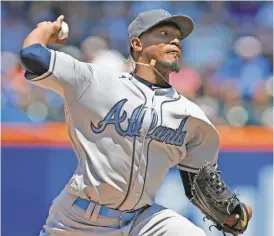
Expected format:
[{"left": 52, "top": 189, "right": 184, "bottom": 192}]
[
  {"left": 116, "top": 78, "right": 148, "bottom": 209},
  {"left": 131, "top": 88, "right": 181, "bottom": 210}
]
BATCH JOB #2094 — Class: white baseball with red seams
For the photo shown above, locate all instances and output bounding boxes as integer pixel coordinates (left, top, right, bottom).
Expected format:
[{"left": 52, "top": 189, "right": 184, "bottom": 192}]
[{"left": 58, "top": 21, "right": 69, "bottom": 40}]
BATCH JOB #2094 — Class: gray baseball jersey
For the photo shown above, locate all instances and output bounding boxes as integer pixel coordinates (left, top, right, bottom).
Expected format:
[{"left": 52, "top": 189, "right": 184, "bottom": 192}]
[{"left": 30, "top": 50, "right": 220, "bottom": 211}]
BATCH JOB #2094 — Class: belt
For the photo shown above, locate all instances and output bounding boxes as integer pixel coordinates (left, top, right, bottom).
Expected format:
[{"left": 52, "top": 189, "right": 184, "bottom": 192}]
[{"left": 74, "top": 197, "right": 137, "bottom": 222}]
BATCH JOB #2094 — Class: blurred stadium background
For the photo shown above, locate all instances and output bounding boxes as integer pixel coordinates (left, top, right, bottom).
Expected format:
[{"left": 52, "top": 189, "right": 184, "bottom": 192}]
[{"left": 1, "top": 1, "right": 273, "bottom": 236}]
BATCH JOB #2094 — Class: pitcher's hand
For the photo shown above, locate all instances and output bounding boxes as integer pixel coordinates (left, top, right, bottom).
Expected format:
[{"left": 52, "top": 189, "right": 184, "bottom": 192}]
[{"left": 36, "top": 15, "right": 67, "bottom": 45}]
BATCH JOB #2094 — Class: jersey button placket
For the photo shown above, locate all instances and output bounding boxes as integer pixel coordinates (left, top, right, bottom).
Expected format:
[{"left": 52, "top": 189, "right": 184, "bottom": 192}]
[
  {"left": 129, "top": 91, "right": 157, "bottom": 209},
  {"left": 120, "top": 89, "right": 153, "bottom": 210}
]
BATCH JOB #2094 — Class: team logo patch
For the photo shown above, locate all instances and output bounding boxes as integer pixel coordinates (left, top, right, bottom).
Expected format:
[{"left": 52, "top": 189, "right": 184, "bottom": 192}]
[{"left": 90, "top": 99, "right": 188, "bottom": 147}]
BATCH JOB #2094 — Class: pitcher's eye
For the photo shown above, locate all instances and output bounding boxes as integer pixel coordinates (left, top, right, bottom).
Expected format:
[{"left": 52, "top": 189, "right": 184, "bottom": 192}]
[{"left": 160, "top": 31, "right": 168, "bottom": 36}]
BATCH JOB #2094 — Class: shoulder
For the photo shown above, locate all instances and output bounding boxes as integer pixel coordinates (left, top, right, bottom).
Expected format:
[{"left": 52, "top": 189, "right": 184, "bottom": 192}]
[
  {"left": 87, "top": 62, "right": 130, "bottom": 78},
  {"left": 178, "top": 93, "right": 211, "bottom": 124},
  {"left": 176, "top": 92, "right": 220, "bottom": 141},
  {"left": 88, "top": 49, "right": 128, "bottom": 78}
]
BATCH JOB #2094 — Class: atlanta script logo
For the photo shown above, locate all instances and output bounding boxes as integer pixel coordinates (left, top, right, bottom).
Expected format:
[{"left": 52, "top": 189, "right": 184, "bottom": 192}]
[{"left": 90, "top": 99, "right": 188, "bottom": 147}]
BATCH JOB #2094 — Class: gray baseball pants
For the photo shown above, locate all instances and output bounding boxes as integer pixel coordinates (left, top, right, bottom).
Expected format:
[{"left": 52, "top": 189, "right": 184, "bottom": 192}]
[{"left": 39, "top": 191, "right": 206, "bottom": 236}]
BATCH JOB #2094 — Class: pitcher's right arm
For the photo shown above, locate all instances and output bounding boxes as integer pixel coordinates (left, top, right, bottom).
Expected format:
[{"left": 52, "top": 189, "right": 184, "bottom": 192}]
[{"left": 20, "top": 15, "right": 93, "bottom": 103}]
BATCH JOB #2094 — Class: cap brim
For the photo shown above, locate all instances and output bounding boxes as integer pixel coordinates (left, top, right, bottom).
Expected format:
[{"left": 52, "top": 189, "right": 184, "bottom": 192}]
[
  {"left": 162, "top": 15, "right": 194, "bottom": 39},
  {"left": 140, "top": 15, "right": 194, "bottom": 40}
]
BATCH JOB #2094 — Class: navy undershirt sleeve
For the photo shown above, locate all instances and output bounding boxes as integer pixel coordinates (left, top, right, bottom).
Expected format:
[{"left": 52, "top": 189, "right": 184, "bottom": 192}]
[
  {"left": 180, "top": 170, "right": 196, "bottom": 199},
  {"left": 20, "top": 44, "right": 51, "bottom": 76}
]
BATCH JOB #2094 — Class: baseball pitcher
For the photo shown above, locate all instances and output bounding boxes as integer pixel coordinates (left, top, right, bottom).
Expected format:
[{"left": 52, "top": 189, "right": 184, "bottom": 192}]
[{"left": 20, "top": 9, "right": 252, "bottom": 236}]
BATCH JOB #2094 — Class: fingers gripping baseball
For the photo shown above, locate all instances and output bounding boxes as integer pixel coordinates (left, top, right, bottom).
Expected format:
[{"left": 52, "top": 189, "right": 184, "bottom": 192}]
[
  {"left": 35, "top": 15, "right": 68, "bottom": 45},
  {"left": 56, "top": 15, "right": 65, "bottom": 28},
  {"left": 52, "top": 15, "right": 69, "bottom": 44}
]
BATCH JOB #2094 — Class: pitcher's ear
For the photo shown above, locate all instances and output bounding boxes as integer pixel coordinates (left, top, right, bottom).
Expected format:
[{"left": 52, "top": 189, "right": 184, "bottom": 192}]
[{"left": 131, "top": 37, "right": 142, "bottom": 53}]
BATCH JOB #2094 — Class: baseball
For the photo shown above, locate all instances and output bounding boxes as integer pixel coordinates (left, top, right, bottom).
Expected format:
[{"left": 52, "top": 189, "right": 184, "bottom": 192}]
[{"left": 58, "top": 21, "right": 69, "bottom": 40}]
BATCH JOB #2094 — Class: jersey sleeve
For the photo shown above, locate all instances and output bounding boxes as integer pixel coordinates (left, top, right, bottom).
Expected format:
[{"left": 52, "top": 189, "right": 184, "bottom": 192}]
[
  {"left": 25, "top": 49, "right": 93, "bottom": 104},
  {"left": 177, "top": 122, "right": 220, "bottom": 173}
]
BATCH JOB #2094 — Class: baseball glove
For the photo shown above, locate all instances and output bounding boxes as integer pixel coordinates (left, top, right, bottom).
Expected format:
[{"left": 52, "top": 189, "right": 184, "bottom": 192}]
[{"left": 190, "top": 162, "right": 249, "bottom": 235}]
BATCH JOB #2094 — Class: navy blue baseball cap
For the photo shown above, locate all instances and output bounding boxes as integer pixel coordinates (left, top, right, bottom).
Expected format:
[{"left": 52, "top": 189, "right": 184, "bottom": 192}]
[{"left": 128, "top": 9, "right": 194, "bottom": 54}]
